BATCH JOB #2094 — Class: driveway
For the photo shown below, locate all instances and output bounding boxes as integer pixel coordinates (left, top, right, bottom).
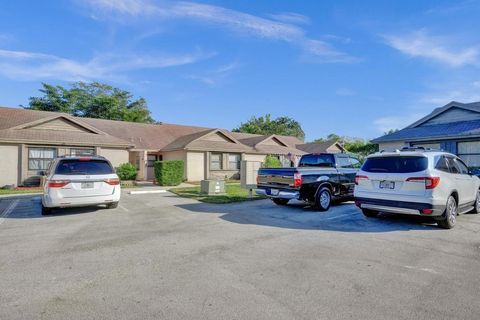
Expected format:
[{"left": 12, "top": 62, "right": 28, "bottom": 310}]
[{"left": 0, "top": 192, "right": 479, "bottom": 320}]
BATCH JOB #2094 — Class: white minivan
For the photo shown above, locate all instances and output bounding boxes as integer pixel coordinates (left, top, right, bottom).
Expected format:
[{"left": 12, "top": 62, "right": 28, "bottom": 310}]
[
  {"left": 42, "top": 156, "right": 121, "bottom": 215},
  {"left": 354, "top": 148, "right": 480, "bottom": 229}
]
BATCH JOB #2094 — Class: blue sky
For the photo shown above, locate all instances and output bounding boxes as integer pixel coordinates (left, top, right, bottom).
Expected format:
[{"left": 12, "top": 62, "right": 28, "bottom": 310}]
[{"left": 1, "top": 0, "right": 480, "bottom": 141}]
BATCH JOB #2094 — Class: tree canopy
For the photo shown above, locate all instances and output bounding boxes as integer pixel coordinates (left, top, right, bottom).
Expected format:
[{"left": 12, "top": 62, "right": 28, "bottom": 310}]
[
  {"left": 313, "top": 133, "right": 378, "bottom": 160},
  {"left": 233, "top": 114, "right": 305, "bottom": 140},
  {"left": 26, "top": 82, "right": 155, "bottom": 123}
]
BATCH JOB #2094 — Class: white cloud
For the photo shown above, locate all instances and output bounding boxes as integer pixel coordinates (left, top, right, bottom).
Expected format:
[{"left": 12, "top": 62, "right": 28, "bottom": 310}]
[
  {"left": 0, "top": 48, "right": 212, "bottom": 81},
  {"left": 384, "top": 30, "right": 479, "bottom": 67},
  {"left": 185, "top": 61, "right": 241, "bottom": 86},
  {"left": 269, "top": 12, "right": 311, "bottom": 25},
  {"left": 335, "top": 88, "right": 355, "bottom": 96},
  {"left": 79, "top": 0, "right": 356, "bottom": 63}
]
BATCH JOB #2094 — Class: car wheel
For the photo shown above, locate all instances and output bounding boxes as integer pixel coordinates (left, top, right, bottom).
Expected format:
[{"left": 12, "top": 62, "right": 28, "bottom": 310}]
[
  {"left": 272, "top": 198, "right": 289, "bottom": 206},
  {"left": 107, "top": 202, "right": 119, "bottom": 209},
  {"left": 41, "top": 205, "right": 52, "bottom": 216},
  {"left": 362, "top": 209, "right": 379, "bottom": 218},
  {"left": 471, "top": 189, "right": 480, "bottom": 214},
  {"left": 438, "top": 195, "right": 457, "bottom": 229},
  {"left": 315, "top": 187, "right": 332, "bottom": 211}
]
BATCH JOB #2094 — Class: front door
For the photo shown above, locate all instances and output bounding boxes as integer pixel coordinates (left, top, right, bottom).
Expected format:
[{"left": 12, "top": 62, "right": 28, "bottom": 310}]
[{"left": 146, "top": 154, "right": 161, "bottom": 181}]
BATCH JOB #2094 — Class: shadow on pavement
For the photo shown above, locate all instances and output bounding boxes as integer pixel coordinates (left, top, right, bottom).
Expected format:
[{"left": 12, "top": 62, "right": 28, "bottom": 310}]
[
  {"left": 1, "top": 196, "right": 106, "bottom": 219},
  {"left": 175, "top": 199, "right": 440, "bottom": 233}
]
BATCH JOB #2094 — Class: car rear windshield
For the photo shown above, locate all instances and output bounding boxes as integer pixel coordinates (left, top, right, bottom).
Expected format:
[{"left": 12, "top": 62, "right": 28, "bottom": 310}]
[
  {"left": 55, "top": 159, "right": 114, "bottom": 175},
  {"left": 362, "top": 156, "right": 428, "bottom": 173},
  {"left": 299, "top": 154, "right": 335, "bottom": 167}
]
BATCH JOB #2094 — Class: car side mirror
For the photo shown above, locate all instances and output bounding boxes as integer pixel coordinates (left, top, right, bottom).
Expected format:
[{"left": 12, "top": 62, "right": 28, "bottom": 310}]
[{"left": 468, "top": 170, "right": 474, "bottom": 176}]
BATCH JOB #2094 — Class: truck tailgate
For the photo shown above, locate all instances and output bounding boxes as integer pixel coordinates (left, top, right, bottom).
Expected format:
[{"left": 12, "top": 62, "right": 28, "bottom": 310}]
[{"left": 257, "top": 168, "right": 296, "bottom": 188}]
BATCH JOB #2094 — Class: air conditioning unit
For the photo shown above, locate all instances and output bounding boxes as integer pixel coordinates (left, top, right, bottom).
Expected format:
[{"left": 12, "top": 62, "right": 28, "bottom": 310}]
[{"left": 200, "top": 180, "right": 225, "bottom": 195}]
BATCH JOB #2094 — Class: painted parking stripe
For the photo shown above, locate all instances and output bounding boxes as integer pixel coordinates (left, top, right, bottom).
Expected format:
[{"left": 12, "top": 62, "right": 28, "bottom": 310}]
[
  {"left": 129, "top": 190, "right": 167, "bottom": 195},
  {"left": 0, "top": 199, "right": 19, "bottom": 225}
]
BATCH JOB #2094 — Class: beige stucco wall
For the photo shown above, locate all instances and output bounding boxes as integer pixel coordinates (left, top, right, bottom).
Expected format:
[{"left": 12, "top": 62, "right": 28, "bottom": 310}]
[
  {"left": 326, "top": 145, "right": 343, "bottom": 153},
  {"left": 99, "top": 148, "right": 129, "bottom": 168},
  {"left": 378, "top": 141, "right": 408, "bottom": 152},
  {"left": 186, "top": 151, "right": 205, "bottom": 182},
  {"left": 243, "top": 154, "right": 266, "bottom": 163},
  {"left": 0, "top": 144, "right": 19, "bottom": 187}
]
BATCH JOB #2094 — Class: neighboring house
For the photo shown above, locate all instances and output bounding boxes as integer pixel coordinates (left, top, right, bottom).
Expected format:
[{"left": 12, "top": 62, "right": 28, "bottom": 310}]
[
  {"left": 372, "top": 101, "right": 480, "bottom": 169},
  {"left": 0, "top": 107, "right": 307, "bottom": 187},
  {"left": 296, "top": 139, "right": 345, "bottom": 154}
]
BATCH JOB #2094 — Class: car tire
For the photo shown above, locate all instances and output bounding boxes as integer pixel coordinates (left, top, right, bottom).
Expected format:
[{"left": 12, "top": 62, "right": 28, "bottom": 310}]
[
  {"left": 470, "top": 189, "right": 480, "bottom": 214},
  {"left": 272, "top": 198, "right": 289, "bottom": 206},
  {"left": 41, "top": 205, "right": 52, "bottom": 216},
  {"left": 437, "top": 195, "right": 457, "bottom": 229},
  {"left": 361, "top": 209, "right": 379, "bottom": 218},
  {"left": 315, "top": 187, "right": 332, "bottom": 212},
  {"left": 107, "top": 202, "right": 119, "bottom": 209}
]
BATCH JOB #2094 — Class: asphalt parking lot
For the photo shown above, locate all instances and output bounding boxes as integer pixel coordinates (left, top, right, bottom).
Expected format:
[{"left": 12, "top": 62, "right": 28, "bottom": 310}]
[{"left": 1, "top": 192, "right": 480, "bottom": 320}]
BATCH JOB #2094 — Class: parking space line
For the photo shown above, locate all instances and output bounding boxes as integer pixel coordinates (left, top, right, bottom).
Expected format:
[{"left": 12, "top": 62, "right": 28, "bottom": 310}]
[
  {"left": 118, "top": 204, "right": 129, "bottom": 212},
  {"left": 0, "top": 199, "right": 19, "bottom": 225}
]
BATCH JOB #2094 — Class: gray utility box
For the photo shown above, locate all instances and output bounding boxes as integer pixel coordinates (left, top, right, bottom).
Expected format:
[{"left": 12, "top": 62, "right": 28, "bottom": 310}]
[{"left": 200, "top": 180, "right": 225, "bottom": 195}]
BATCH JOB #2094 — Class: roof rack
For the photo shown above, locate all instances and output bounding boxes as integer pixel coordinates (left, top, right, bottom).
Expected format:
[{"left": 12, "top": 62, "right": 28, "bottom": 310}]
[{"left": 378, "top": 146, "right": 443, "bottom": 153}]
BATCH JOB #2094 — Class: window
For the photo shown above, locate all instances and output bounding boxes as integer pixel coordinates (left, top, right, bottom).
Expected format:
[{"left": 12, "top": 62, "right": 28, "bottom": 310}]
[
  {"left": 349, "top": 157, "right": 362, "bottom": 169},
  {"left": 336, "top": 156, "right": 352, "bottom": 168},
  {"left": 362, "top": 156, "right": 428, "bottom": 173},
  {"left": 435, "top": 156, "right": 449, "bottom": 173},
  {"left": 28, "top": 147, "right": 56, "bottom": 170},
  {"left": 228, "top": 154, "right": 241, "bottom": 170},
  {"left": 446, "top": 157, "right": 461, "bottom": 174},
  {"left": 210, "top": 153, "right": 222, "bottom": 170},
  {"left": 70, "top": 148, "right": 95, "bottom": 156},
  {"left": 455, "top": 158, "right": 469, "bottom": 175},
  {"left": 55, "top": 159, "right": 114, "bottom": 175},
  {"left": 299, "top": 154, "right": 335, "bottom": 167}
]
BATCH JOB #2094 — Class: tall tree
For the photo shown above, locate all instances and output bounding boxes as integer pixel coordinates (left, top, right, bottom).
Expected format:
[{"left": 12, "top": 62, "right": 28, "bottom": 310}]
[
  {"left": 233, "top": 114, "right": 305, "bottom": 140},
  {"left": 26, "top": 82, "right": 155, "bottom": 123}
]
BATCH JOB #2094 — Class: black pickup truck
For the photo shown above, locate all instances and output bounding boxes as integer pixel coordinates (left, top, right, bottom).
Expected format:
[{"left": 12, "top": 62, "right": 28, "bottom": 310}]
[{"left": 256, "top": 153, "right": 361, "bottom": 211}]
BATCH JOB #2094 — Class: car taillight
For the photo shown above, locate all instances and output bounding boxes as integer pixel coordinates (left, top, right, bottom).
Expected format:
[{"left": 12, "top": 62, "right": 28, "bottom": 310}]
[
  {"left": 293, "top": 172, "right": 302, "bottom": 187},
  {"left": 406, "top": 177, "right": 440, "bottom": 189},
  {"left": 47, "top": 180, "right": 70, "bottom": 188},
  {"left": 355, "top": 175, "right": 369, "bottom": 185},
  {"left": 78, "top": 157, "right": 91, "bottom": 161},
  {"left": 104, "top": 178, "right": 120, "bottom": 186}
]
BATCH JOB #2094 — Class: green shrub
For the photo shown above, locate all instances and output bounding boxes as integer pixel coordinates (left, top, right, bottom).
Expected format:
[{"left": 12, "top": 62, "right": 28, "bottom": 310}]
[
  {"left": 116, "top": 162, "right": 137, "bottom": 180},
  {"left": 262, "top": 155, "right": 282, "bottom": 168},
  {"left": 154, "top": 160, "right": 184, "bottom": 186}
]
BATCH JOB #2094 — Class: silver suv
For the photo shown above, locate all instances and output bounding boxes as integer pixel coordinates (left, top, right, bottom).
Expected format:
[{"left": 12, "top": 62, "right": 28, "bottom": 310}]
[{"left": 354, "top": 147, "right": 480, "bottom": 229}]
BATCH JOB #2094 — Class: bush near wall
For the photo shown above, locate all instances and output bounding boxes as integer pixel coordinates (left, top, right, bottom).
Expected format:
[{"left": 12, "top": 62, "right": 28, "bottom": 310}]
[
  {"left": 116, "top": 162, "right": 137, "bottom": 180},
  {"left": 154, "top": 160, "right": 184, "bottom": 186},
  {"left": 262, "top": 155, "right": 282, "bottom": 168}
]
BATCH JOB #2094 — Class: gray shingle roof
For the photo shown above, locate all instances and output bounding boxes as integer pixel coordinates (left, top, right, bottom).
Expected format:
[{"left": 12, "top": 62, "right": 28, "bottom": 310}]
[{"left": 372, "top": 119, "right": 480, "bottom": 143}]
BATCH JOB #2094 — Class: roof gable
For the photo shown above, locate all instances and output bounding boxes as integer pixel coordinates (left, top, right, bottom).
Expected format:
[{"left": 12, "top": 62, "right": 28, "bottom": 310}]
[
  {"left": 199, "top": 130, "right": 237, "bottom": 144},
  {"left": 13, "top": 115, "right": 102, "bottom": 134},
  {"left": 254, "top": 135, "right": 288, "bottom": 147},
  {"left": 419, "top": 107, "right": 480, "bottom": 127},
  {"left": 22, "top": 117, "right": 97, "bottom": 133}
]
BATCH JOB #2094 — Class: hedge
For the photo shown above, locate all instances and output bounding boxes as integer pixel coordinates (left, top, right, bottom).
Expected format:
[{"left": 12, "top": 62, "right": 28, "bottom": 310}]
[
  {"left": 154, "top": 160, "right": 184, "bottom": 186},
  {"left": 116, "top": 162, "right": 138, "bottom": 180}
]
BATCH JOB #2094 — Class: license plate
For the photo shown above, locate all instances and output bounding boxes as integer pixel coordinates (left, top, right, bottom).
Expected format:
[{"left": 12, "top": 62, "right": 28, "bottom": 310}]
[
  {"left": 270, "top": 189, "right": 279, "bottom": 196},
  {"left": 379, "top": 181, "right": 395, "bottom": 189},
  {"left": 81, "top": 182, "right": 94, "bottom": 189}
]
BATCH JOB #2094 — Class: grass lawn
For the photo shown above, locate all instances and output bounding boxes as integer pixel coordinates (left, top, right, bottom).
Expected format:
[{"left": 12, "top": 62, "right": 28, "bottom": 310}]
[
  {"left": 170, "top": 183, "right": 265, "bottom": 204},
  {"left": 0, "top": 188, "right": 43, "bottom": 195}
]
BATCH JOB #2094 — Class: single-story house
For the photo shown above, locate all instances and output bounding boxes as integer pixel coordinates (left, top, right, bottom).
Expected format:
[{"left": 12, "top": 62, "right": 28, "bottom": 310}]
[
  {"left": 0, "top": 106, "right": 313, "bottom": 187},
  {"left": 372, "top": 101, "right": 480, "bottom": 169},
  {"left": 296, "top": 139, "right": 345, "bottom": 154}
]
